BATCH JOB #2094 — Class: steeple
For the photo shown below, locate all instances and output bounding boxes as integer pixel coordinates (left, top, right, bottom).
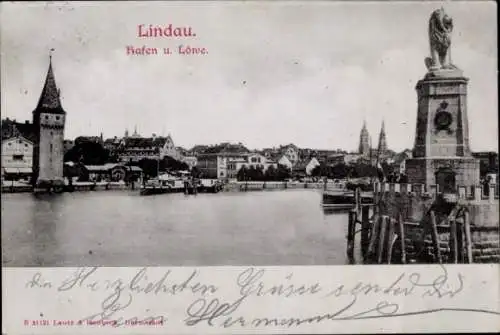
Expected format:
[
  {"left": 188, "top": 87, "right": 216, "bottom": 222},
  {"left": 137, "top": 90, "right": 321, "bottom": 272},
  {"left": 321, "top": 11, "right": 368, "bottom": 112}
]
[
  {"left": 132, "top": 125, "right": 140, "bottom": 138},
  {"left": 358, "top": 119, "right": 370, "bottom": 156},
  {"left": 377, "top": 119, "right": 387, "bottom": 157},
  {"left": 35, "top": 52, "right": 65, "bottom": 114}
]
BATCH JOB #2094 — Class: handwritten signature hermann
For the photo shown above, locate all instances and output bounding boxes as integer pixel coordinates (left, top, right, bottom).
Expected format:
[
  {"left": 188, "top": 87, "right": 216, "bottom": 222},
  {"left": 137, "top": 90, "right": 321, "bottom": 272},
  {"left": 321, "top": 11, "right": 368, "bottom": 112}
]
[{"left": 24, "top": 266, "right": 500, "bottom": 329}]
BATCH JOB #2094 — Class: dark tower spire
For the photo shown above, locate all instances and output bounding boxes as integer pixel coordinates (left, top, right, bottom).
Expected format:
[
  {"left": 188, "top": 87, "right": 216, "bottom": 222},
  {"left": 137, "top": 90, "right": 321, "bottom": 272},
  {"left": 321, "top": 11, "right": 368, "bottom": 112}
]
[{"left": 35, "top": 51, "right": 64, "bottom": 113}]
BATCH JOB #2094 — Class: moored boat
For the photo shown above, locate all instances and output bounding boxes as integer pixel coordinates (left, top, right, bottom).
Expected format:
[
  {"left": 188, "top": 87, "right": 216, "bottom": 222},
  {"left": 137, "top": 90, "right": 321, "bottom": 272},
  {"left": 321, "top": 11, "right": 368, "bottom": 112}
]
[
  {"left": 198, "top": 179, "right": 223, "bottom": 193},
  {"left": 322, "top": 190, "right": 373, "bottom": 210}
]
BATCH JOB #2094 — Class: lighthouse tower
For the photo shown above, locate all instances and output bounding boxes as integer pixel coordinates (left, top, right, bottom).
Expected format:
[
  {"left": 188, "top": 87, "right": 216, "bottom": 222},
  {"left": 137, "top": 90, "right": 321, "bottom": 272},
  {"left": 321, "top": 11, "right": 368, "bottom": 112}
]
[{"left": 32, "top": 55, "right": 67, "bottom": 190}]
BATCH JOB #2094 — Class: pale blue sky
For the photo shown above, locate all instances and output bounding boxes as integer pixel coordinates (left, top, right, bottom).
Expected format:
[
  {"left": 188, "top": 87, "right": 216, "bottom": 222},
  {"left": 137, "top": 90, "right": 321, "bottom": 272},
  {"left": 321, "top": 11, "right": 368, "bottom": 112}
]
[{"left": 1, "top": 1, "right": 497, "bottom": 152}]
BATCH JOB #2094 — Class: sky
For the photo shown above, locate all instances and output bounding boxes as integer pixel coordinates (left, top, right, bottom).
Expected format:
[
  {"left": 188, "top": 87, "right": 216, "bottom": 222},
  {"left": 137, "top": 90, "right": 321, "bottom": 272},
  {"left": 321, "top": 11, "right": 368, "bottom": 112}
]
[{"left": 1, "top": 1, "right": 497, "bottom": 152}]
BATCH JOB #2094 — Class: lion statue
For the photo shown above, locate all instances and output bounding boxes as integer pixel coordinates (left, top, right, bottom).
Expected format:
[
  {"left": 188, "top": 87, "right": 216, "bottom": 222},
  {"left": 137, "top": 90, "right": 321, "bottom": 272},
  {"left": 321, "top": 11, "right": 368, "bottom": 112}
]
[{"left": 425, "top": 8, "right": 455, "bottom": 70}]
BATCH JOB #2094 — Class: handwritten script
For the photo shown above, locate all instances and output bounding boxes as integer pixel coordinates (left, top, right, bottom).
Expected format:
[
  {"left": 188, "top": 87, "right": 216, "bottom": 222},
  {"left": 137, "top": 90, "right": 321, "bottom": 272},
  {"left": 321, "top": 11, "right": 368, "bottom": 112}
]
[{"left": 22, "top": 265, "right": 499, "bottom": 329}]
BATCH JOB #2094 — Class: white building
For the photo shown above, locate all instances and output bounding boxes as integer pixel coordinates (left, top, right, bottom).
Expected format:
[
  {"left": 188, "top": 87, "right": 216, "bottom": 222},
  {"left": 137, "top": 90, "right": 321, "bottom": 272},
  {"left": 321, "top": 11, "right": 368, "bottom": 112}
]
[
  {"left": 277, "top": 155, "right": 293, "bottom": 170},
  {"left": 1, "top": 136, "right": 34, "bottom": 179},
  {"left": 305, "top": 157, "right": 320, "bottom": 175}
]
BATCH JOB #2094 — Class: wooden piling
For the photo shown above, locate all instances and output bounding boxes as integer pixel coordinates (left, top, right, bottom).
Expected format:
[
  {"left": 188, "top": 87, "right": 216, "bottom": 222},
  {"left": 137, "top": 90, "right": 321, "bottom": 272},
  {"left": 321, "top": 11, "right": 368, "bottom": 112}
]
[
  {"left": 429, "top": 211, "right": 442, "bottom": 264},
  {"left": 367, "top": 214, "right": 380, "bottom": 262},
  {"left": 464, "top": 211, "right": 473, "bottom": 263},
  {"left": 398, "top": 214, "right": 406, "bottom": 264},
  {"left": 347, "top": 210, "right": 356, "bottom": 260},
  {"left": 377, "top": 216, "right": 388, "bottom": 264},
  {"left": 449, "top": 218, "right": 458, "bottom": 264},
  {"left": 386, "top": 217, "right": 396, "bottom": 264},
  {"left": 456, "top": 218, "right": 465, "bottom": 263},
  {"left": 361, "top": 206, "right": 370, "bottom": 257}
]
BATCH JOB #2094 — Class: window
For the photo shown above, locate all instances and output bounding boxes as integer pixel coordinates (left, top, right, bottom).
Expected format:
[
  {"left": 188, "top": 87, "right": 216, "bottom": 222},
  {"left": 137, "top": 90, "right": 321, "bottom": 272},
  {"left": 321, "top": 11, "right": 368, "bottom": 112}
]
[
  {"left": 24, "top": 144, "right": 28, "bottom": 147},
  {"left": 13, "top": 154, "right": 24, "bottom": 161},
  {"left": 56, "top": 116, "right": 60, "bottom": 120},
  {"left": 45, "top": 115, "right": 49, "bottom": 120}
]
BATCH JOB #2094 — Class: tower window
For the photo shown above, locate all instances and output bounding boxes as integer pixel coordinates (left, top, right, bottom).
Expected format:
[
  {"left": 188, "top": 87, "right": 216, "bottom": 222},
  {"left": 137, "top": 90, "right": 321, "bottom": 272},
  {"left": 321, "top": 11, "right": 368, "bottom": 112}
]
[{"left": 13, "top": 154, "right": 24, "bottom": 161}]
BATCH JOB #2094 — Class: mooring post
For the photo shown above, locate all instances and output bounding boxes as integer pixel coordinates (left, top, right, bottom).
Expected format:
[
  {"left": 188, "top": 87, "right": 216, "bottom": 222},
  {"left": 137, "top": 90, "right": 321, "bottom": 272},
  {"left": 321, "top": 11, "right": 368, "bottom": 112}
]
[
  {"left": 377, "top": 216, "right": 388, "bottom": 264},
  {"left": 456, "top": 218, "right": 465, "bottom": 263},
  {"left": 449, "top": 217, "right": 458, "bottom": 264},
  {"left": 367, "top": 214, "right": 380, "bottom": 262},
  {"left": 347, "top": 210, "right": 356, "bottom": 260},
  {"left": 398, "top": 214, "right": 406, "bottom": 264},
  {"left": 386, "top": 217, "right": 396, "bottom": 264},
  {"left": 464, "top": 211, "right": 473, "bottom": 263},
  {"left": 429, "top": 211, "right": 442, "bottom": 264},
  {"left": 361, "top": 205, "right": 370, "bottom": 257}
]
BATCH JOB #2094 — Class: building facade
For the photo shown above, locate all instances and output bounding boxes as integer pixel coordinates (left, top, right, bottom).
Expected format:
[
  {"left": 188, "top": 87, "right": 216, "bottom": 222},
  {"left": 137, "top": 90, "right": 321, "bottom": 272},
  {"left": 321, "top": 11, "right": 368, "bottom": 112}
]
[{"left": 1, "top": 136, "right": 34, "bottom": 179}]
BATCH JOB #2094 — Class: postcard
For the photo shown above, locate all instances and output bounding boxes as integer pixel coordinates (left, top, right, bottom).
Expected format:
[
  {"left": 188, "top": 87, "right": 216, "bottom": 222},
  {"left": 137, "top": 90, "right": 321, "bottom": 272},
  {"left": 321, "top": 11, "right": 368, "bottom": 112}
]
[{"left": 1, "top": 1, "right": 498, "bottom": 334}]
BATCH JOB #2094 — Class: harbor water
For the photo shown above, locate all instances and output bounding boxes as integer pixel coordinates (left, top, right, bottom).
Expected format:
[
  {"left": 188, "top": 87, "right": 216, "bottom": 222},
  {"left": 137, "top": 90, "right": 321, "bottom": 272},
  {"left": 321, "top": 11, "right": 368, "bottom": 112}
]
[{"left": 1, "top": 189, "right": 359, "bottom": 267}]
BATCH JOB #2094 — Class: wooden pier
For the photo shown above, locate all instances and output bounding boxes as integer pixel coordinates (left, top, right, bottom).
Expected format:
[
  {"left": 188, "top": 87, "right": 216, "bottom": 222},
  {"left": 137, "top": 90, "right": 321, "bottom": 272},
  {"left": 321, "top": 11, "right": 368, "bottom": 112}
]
[{"left": 345, "top": 182, "right": 500, "bottom": 264}]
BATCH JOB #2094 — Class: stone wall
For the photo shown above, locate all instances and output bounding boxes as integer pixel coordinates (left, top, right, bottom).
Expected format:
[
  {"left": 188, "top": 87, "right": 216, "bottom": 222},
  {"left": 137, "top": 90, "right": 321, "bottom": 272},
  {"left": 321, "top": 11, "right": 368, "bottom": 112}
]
[
  {"left": 374, "top": 182, "right": 499, "bottom": 263},
  {"left": 398, "top": 223, "right": 499, "bottom": 264}
]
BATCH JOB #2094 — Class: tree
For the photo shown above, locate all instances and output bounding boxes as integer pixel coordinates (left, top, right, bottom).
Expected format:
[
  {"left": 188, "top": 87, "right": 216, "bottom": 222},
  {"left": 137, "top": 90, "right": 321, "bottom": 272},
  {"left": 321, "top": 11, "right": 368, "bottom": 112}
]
[
  {"left": 64, "top": 142, "right": 109, "bottom": 165},
  {"left": 350, "top": 163, "right": 377, "bottom": 178},
  {"left": 311, "top": 165, "right": 322, "bottom": 177},
  {"left": 191, "top": 166, "right": 201, "bottom": 178},
  {"left": 331, "top": 163, "right": 349, "bottom": 179},
  {"left": 136, "top": 158, "right": 160, "bottom": 178},
  {"left": 254, "top": 165, "right": 265, "bottom": 181},
  {"left": 276, "top": 164, "right": 291, "bottom": 180},
  {"left": 237, "top": 166, "right": 248, "bottom": 181},
  {"left": 162, "top": 156, "right": 189, "bottom": 172},
  {"left": 265, "top": 165, "right": 277, "bottom": 181}
]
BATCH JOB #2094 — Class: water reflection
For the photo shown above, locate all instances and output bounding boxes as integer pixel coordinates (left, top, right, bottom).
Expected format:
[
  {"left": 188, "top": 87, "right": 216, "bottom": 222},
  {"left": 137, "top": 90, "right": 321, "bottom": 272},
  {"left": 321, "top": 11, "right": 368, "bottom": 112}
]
[{"left": 30, "top": 193, "right": 64, "bottom": 266}]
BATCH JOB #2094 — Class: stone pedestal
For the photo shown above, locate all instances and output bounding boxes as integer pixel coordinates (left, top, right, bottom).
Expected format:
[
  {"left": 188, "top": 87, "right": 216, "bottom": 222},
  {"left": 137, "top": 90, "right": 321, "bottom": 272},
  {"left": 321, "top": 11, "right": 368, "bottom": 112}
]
[
  {"left": 407, "top": 69, "right": 480, "bottom": 188},
  {"left": 406, "top": 157, "right": 480, "bottom": 187}
]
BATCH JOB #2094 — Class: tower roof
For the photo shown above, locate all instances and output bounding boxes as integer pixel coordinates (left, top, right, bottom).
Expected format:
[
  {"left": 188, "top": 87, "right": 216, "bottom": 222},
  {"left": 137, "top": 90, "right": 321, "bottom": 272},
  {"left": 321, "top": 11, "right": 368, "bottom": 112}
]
[
  {"left": 380, "top": 119, "right": 386, "bottom": 135},
  {"left": 34, "top": 55, "right": 65, "bottom": 114}
]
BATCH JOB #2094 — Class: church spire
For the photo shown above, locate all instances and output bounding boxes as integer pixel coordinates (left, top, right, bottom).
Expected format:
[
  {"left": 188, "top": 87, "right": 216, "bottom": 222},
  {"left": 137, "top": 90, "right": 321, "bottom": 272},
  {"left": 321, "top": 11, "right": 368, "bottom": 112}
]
[
  {"left": 358, "top": 120, "right": 370, "bottom": 156},
  {"left": 35, "top": 51, "right": 64, "bottom": 113},
  {"left": 377, "top": 119, "right": 387, "bottom": 157}
]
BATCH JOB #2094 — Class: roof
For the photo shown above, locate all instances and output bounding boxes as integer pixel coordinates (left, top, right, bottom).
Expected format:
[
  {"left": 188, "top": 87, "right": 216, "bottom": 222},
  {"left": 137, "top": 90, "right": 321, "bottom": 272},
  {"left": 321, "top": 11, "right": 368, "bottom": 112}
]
[
  {"left": 3, "top": 167, "right": 32, "bottom": 174},
  {"left": 1, "top": 120, "right": 36, "bottom": 142},
  {"left": 34, "top": 57, "right": 65, "bottom": 114},
  {"left": 293, "top": 160, "right": 309, "bottom": 171},
  {"left": 2, "top": 135, "right": 33, "bottom": 145},
  {"left": 228, "top": 158, "right": 247, "bottom": 163},
  {"left": 84, "top": 163, "right": 121, "bottom": 172},
  {"left": 200, "top": 143, "right": 250, "bottom": 155}
]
